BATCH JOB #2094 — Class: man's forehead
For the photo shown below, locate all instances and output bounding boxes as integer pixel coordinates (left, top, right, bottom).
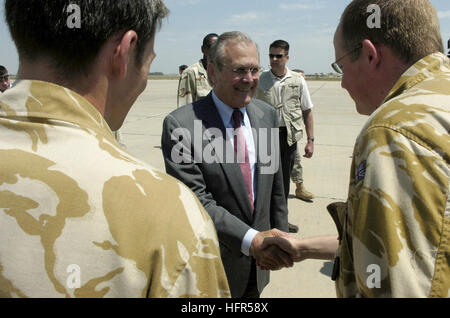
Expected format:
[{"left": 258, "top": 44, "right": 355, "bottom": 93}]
[
  {"left": 270, "top": 47, "right": 286, "bottom": 53},
  {"left": 224, "top": 42, "right": 259, "bottom": 62}
]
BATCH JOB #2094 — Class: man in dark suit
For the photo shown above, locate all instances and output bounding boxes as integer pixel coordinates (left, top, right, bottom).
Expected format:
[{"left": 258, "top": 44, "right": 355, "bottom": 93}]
[{"left": 161, "top": 31, "right": 292, "bottom": 298}]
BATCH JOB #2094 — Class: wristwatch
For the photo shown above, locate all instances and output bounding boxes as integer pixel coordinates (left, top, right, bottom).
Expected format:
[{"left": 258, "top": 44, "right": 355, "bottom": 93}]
[{"left": 307, "top": 137, "right": 315, "bottom": 142}]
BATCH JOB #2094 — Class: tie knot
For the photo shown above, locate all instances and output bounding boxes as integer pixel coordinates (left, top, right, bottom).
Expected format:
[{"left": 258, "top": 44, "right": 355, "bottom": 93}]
[{"left": 232, "top": 109, "right": 243, "bottom": 129}]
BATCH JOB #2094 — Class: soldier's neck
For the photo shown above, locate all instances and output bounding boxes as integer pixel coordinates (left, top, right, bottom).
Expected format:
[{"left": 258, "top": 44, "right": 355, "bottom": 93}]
[
  {"left": 201, "top": 59, "right": 208, "bottom": 70},
  {"left": 271, "top": 67, "right": 287, "bottom": 79}
]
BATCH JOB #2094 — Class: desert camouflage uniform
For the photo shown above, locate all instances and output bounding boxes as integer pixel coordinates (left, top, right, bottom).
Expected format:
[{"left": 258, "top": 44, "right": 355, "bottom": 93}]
[
  {"left": 178, "top": 60, "right": 212, "bottom": 107},
  {"left": 0, "top": 80, "right": 230, "bottom": 298},
  {"left": 334, "top": 52, "right": 450, "bottom": 297}
]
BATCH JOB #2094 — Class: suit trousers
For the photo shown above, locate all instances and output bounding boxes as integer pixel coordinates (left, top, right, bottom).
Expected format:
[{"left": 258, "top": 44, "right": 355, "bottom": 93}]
[
  {"left": 279, "top": 127, "right": 297, "bottom": 202},
  {"left": 241, "top": 260, "right": 260, "bottom": 298}
]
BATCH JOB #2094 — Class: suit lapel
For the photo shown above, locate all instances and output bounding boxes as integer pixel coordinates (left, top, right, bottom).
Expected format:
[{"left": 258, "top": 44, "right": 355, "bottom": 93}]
[{"left": 246, "top": 102, "right": 271, "bottom": 218}]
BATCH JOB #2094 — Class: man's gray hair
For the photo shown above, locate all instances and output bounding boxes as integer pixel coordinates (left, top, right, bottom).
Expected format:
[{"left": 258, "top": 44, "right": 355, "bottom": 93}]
[{"left": 209, "top": 31, "right": 260, "bottom": 70}]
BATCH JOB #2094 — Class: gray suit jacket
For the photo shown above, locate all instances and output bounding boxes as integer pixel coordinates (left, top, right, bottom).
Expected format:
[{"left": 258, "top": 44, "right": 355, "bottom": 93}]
[{"left": 161, "top": 93, "right": 289, "bottom": 297}]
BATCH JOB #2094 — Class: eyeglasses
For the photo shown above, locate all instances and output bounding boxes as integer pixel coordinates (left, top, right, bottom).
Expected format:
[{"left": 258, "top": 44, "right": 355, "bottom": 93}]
[
  {"left": 227, "top": 66, "right": 260, "bottom": 77},
  {"left": 331, "top": 44, "right": 362, "bottom": 74},
  {"left": 269, "top": 54, "right": 285, "bottom": 59},
  {"left": 0, "top": 74, "right": 9, "bottom": 81}
]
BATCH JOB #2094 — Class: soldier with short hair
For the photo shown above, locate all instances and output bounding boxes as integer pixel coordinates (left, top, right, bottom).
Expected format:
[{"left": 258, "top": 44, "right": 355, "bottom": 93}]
[
  {"left": 0, "top": 0, "right": 230, "bottom": 298},
  {"left": 178, "top": 33, "right": 218, "bottom": 107},
  {"left": 261, "top": 0, "right": 450, "bottom": 297},
  {"left": 255, "top": 40, "right": 315, "bottom": 233}
]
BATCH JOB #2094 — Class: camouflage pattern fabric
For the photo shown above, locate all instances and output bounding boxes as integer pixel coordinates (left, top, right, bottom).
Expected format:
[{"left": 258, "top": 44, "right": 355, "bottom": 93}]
[
  {"left": 178, "top": 60, "right": 212, "bottom": 107},
  {"left": 0, "top": 80, "right": 230, "bottom": 298},
  {"left": 336, "top": 53, "right": 450, "bottom": 297}
]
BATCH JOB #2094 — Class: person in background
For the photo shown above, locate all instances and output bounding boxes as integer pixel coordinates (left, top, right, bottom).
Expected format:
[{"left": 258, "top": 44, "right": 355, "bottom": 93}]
[
  {"left": 177, "top": 64, "right": 188, "bottom": 108},
  {"left": 255, "top": 41, "right": 315, "bottom": 233},
  {"left": 290, "top": 68, "right": 315, "bottom": 202},
  {"left": 447, "top": 38, "right": 450, "bottom": 57},
  {"left": 0, "top": 65, "right": 11, "bottom": 93},
  {"left": 178, "top": 64, "right": 188, "bottom": 76},
  {"left": 177, "top": 33, "right": 218, "bottom": 107}
]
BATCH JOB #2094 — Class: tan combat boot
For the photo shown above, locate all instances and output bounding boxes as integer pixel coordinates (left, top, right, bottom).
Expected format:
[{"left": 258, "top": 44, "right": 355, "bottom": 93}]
[{"left": 295, "top": 182, "right": 314, "bottom": 201}]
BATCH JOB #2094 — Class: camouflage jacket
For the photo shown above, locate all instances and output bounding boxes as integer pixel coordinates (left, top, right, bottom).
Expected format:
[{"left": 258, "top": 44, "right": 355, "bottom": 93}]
[
  {"left": 0, "top": 80, "right": 230, "bottom": 298},
  {"left": 336, "top": 53, "right": 450, "bottom": 297},
  {"left": 178, "top": 60, "right": 212, "bottom": 107}
]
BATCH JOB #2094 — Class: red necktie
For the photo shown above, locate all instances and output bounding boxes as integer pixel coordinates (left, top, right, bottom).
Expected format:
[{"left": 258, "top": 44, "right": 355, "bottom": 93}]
[{"left": 232, "top": 109, "right": 254, "bottom": 212}]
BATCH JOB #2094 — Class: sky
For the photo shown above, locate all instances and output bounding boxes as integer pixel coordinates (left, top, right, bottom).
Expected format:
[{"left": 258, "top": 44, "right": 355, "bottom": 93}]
[{"left": 1, "top": 0, "right": 449, "bottom": 75}]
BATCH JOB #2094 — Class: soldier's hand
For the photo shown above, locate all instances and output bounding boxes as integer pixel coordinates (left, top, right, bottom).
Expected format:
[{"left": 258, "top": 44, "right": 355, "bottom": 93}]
[
  {"left": 260, "top": 236, "right": 307, "bottom": 262},
  {"left": 304, "top": 142, "right": 314, "bottom": 158}
]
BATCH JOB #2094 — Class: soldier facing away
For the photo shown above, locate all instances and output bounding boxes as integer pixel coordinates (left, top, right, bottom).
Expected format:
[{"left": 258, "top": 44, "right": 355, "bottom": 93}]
[
  {"left": 177, "top": 33, "right": 218, "bottom": 107},
  {"left": 0, "top": 0, "right": 230, "bottom": 298},
  {"left": 261, "top": 0, "right": 450, "bottom": 297}
]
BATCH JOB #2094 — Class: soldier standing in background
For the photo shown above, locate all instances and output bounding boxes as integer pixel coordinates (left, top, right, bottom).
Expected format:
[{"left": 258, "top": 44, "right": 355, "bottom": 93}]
[
  {"left": 177, "top": 33, "right": 218, "bottom": 107},
  {"left": 176, "top": 64, "right": 188, "bottom": 108},
  {"left": 447, "top": 38, "right": 450, "bottom": 57},
  {"left": 255, "top": 40, "right": 315, "bottom": 233},
  {"left": 291, "top": 69, "right": 315, "bottom": 201},
  {"left": 0, "top": 65, "right": 11, "bottom": 93}
]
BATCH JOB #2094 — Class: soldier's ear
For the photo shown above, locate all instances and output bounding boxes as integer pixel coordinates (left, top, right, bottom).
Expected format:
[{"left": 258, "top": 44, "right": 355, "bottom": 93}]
[
  {"left": 361, "top": 39, "right": 380, "bottom": 72},
  {"left": 110, "top": 31, "right": 138, "bottom": 79}
]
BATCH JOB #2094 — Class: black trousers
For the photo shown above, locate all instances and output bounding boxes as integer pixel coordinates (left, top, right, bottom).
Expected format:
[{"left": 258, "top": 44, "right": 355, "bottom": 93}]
[{"left": 279, "top": 127, "right": 297, "bottom": 202}]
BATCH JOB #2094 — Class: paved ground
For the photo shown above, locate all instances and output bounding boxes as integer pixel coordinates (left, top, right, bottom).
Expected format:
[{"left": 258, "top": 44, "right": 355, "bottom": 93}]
[{"left": 120, "top": 79, "right": 368, "bottom": 298}]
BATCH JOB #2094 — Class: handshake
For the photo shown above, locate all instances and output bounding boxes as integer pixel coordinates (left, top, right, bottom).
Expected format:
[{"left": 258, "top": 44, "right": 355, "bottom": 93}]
[{"left": 249, "top": 229, "right": 338, "bottom": 271}]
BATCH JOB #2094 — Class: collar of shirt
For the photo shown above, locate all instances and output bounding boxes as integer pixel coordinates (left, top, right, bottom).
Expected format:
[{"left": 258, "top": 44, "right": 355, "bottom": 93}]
[
  {"left": 212, "top": 90, "right": 250, "bottom": 129},
  {"left": 382, "top": 52, "right": 450, "bottom": 105},
  {"left": 269, "top": 67, "right": 293, "bottom": 84},
  {"left": 0, "top": 80, "right": 115, "bottom": 141},
  {"left": 211, "top": 90, "right": 257, "bottom": 174},
  {"left": 269, "top": 67, "right": 293, "bottom": 104}
]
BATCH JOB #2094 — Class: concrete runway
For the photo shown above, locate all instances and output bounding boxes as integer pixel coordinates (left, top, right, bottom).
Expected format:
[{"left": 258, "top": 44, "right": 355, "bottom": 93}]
[{"left": 120, "top": 79, "right": 368, "bottom": 298}]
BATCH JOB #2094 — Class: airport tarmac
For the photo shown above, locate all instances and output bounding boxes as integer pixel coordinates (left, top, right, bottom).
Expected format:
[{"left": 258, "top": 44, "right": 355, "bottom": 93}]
[{"left": 120, "top": 79, "right": 368, "bottom": 298}]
